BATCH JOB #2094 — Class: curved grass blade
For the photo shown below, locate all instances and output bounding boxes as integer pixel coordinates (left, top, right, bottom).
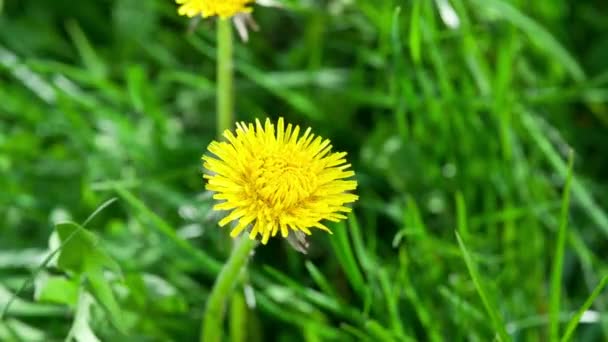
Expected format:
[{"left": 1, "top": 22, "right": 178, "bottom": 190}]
[
  {"left": 456, "top": 232, "right": 511, "bottom": 341},
  {"left": 561, "top": 275, "right": 608, "bottom": 342}
]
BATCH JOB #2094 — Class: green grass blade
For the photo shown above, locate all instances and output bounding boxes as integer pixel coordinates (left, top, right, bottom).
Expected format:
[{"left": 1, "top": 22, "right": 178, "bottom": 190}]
[
  {"left": 347, "top": 213, "right": 373, "bottom": 274},
  {"left": 339, "top": 323, "right": 372, "bottom": 341},
  {"left": 561, "top": 275, "right": 608, "bottom": 342},
  {"left": 455, "top": 191, "right": 469, "bottom": 240},
  {"left": 456, "top": 232, "right": 510, "bottom": 341},
  {"left": 65, "top": 20, "right": 107, "bottom": 79},
  {"left": 113, "top": 185, "right": 221, "bottom": 275},
  {"left": 328, "top": 221, "right": 366, "bottom": 298},
  {"left": 364, "top": 320, "right": 397, "bottom": 342},
  {"left": 549, "top": 150, "right": 575, "bottom": 341},
  {"left": 469, "top": 0, "right": 585, "bottom": 81},
  {"left": 378, "top": 269, "right": 405, "bottom": 338},
  {"left": 438, "top": 285, "right": 485, "bottom": 322},
  {"left": 520, "top": 111, "right": 608, "bottom": 236},
  {"left": 409, "top": 0, "right": 422, "bottom": 64},
  {"left": 305, "top": 261, "right": 338, "bottom": 298},
  {"left": 255, "top": 293, "right": 347, "bottom": 340},
  {"left": 236, "top": 63, "right": 322, "bottom": 120},
  {"left": 82, "top": 198, "right": 118, "bottom": 227}
]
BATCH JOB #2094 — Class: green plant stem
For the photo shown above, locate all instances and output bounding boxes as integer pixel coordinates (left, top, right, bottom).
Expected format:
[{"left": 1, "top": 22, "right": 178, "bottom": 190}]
[
  {"left": 201, "top": 236, "right": 257, "bottom": 342},
  {"left": 217, "top": 18, "right": 233, "bottom": 136}
]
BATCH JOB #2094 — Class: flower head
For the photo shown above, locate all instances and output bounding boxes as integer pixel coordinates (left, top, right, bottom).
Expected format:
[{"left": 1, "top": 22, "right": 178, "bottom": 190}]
[
  {"left": 176, "top": 0, "right": 254, "bottom": 19},
  {"left": 203, "top": 118, "right": 358, "bottom": 244}
]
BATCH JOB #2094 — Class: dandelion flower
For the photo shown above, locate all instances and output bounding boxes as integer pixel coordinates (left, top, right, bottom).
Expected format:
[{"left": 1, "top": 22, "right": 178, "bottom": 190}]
[
  {"left": 176, "top": 0, "right": 254, "bottom": 19},
  {"left": 176, "top": 0, "right": 281, "bottom": 41},
  {"left": 203, "top": 118, "right": 358, "bottom": 244}
]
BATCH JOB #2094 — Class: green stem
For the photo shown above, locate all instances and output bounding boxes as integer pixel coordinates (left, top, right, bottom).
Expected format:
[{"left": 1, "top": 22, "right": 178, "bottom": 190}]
[
  {"left": 201, "top": 19, "right": 242, "bottom": 342},
  {"left": 217, "top": 18, "right": 233, "bottom": 136},
  {"left": 200, "top": 236, "right": 257, "bottom": 342}
]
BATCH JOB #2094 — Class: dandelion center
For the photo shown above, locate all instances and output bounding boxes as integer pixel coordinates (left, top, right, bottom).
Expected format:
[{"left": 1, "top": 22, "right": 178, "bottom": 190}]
[
  {"left": 253, "top": 153, "right": 317, "bottom": 209},
  {"left": 203, "top": 118, "right": 358, "bottom": 244}
]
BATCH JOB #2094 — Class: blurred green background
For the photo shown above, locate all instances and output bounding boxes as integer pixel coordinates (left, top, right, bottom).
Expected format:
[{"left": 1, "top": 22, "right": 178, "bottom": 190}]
[{"left": 1, "top": 0, "right": 608, "bottom": 341}]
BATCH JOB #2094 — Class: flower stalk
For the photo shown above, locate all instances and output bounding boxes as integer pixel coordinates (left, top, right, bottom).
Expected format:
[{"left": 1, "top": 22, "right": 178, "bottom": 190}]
[
  {"left": 200, "top": 18, "right": 242, "bottom": 342},
  {"left": 200, "top": 236, "right": 257, "bottom": 342},
  {"left": 217, "top": 18, "right": 233, "bottom": 136}
]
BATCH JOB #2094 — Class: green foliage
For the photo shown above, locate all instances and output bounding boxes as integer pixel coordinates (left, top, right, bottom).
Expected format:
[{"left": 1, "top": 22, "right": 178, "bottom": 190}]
[
  {"left": 54, "top": 221, "right": 126, "bottom": 338},
  {"left": 1, "top": 0, "right": 608, "bottom": 341},
  {"left": 36, "top": 276, "right": 79, "bottom": 306}
]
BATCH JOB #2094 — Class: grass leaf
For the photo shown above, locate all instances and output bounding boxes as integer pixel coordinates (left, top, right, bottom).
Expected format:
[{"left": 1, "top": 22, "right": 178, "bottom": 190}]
[
  {"left": 561, "top": 275, "right": 608, "bottom": 342},
  {"left": 549, "top": 150, "right": 575, "bottom": 341},
  {"left": 456, "top": 232, "right": 511, "bottom": 341}
]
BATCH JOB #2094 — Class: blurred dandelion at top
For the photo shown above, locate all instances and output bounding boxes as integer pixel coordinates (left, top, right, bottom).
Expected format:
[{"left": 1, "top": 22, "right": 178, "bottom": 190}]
[
  {"left": 175, "top": 0, "right": 280, "bottom": 41},
  {"left": 202, "top": 118, "right": 358, "bottom": 245},
  {"left": 176, "top": 0, "right": 254, "bottom": 19}
]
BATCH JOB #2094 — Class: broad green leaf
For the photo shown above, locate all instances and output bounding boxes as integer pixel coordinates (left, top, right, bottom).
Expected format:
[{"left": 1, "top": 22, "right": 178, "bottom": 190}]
[
  {"left": 54, "top": 221, "right": 125, "bottom": 333},
  {"left": 55, "top": 221, "right": 121, "bottom": 275},
  {"left": 0, "top": 284, "right": 67, "bottom": 318},
  {"left": 55, "top": 222, "right": 98, "bottom": 273},
  {"left": 35, "top": 276, "right": 79, "bottom": 307}
]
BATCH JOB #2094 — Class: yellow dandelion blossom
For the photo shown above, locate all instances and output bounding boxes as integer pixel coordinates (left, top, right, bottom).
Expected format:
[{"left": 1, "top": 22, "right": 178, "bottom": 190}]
[
  {"left": 202, "top": 118, "right": 359, "bottom": 244},
  {"left": 175, "top": 0, "right": 254, "bottom": 19}
]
